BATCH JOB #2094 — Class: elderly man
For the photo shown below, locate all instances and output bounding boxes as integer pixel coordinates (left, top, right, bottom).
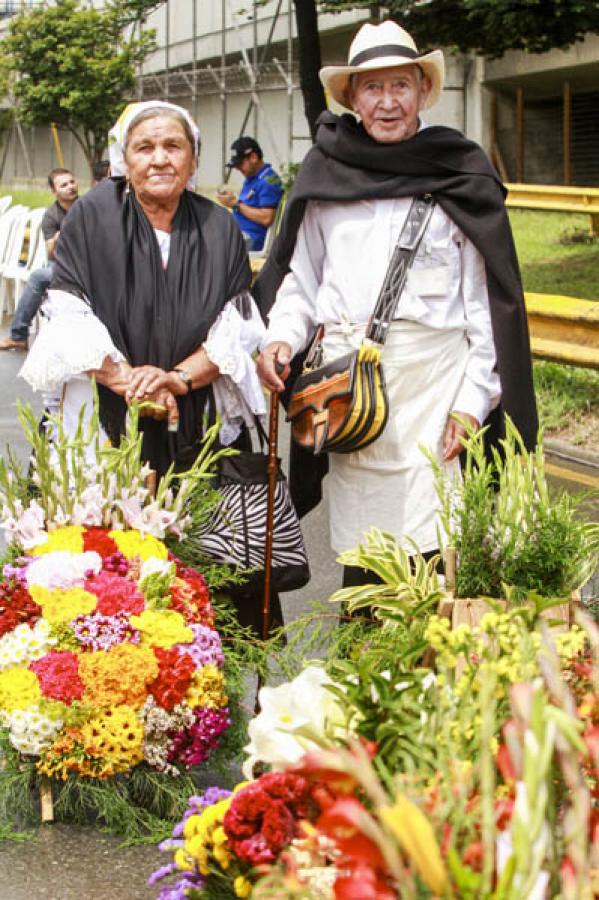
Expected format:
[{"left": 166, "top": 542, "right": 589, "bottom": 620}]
[{"left": 255, "top": 20, "right": 537, "bottom": 586}]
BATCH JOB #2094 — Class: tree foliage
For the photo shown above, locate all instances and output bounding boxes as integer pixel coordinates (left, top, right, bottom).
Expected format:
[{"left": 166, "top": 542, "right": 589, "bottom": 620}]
[
  {"left": 320, "top": 0, "right": 599, "bottom": 58},
  {"left": 0, "top": 0, "right": 159, "bottom": 169}
]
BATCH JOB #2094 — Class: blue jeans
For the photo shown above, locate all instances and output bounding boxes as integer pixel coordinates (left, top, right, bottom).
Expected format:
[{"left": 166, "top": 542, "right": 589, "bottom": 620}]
[{"left": 10, "top": 264, "right": 54, "bottom": 341}]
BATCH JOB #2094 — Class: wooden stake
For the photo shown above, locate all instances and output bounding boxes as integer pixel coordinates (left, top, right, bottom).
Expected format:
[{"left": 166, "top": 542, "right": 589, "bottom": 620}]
[
  {"left": 144, "top": 469, "right": 157, "bottom": 499},
  {"left": 40, "top": 776, "right": 54, "bottom": 823},
  {"left": 445, "top": 547, "right": 456, "bottom": 595}
]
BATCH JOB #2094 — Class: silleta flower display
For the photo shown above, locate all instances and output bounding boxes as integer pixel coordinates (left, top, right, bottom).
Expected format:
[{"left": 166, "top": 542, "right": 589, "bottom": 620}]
[{"left": 0, "top": 525, "right": 229, "bottom": 779}]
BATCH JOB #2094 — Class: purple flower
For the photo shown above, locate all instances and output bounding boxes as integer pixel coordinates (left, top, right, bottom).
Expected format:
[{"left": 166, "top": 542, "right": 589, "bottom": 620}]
[
  {"left": 177, "top": 624, "right": 224, "bottom": 668},
  {"left": 72, "top": 611, "right": 140, "bottom": 650},
  {"left": 168, "top": 708, "right": 231, "bottom": 768}
]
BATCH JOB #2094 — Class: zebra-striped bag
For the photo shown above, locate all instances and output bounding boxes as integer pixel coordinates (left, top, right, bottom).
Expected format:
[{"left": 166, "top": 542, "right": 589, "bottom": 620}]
[{"left": 197, "top": 449, "right": 310, "bottom": 593}]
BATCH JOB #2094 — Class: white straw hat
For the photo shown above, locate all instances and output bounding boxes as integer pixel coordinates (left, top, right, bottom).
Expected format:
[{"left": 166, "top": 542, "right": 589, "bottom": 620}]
[{"left": 320, "top": 21, "right": 445, "bottom": 113}]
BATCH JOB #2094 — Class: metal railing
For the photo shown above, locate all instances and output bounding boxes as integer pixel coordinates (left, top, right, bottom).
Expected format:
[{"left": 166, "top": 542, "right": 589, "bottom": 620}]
[
  {"left": 525, "top": 292, "right": 599, "bottom": 369},
  {"left": 506, "top": 183, "right": 599, "bottom": 237}
]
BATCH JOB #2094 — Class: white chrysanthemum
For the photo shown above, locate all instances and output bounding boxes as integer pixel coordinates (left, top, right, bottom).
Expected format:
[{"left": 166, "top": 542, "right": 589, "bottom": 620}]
[
  {"left": 6, "top": 704, "right": 62, "bottom": 755},
  {"left": 26, "top": 550, "right": 102, "bottom": 590}
]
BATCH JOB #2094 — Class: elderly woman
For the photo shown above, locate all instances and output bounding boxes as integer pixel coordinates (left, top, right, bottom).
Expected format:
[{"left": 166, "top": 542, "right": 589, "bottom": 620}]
[{"left": 21, "top": 100, "right": 279, "bottom": 632}]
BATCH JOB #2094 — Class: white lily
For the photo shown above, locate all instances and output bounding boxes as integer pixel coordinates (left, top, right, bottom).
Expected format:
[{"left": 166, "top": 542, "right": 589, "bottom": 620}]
[{"left": 242, "top": 665, "right": 347, "bottom": 779}]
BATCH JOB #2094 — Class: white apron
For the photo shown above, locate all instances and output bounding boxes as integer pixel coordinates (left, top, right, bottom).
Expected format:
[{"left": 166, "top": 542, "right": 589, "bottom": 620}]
[{"left": 323, "top": 321, "right": 468, "bottom": 555}]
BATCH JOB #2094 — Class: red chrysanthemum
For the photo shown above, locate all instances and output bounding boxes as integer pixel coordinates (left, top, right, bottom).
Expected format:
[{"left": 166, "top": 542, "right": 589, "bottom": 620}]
[
  {"left": 168, "top": 562, "right": 214, "bottom": 627},
  {"left": 149, "top": 646, "right": 196, "bottom": 710},
  {"left": 84, "top": 571, "right": 145, "bottom": 617},
  {"left": 30, "top": 650, "right": 84, "bottom": 703},
  {"left": 82, "top": 527, "right": 119, "bottom": 559},
  {"left": 223, "top": 771, "right": 323, "bottom": 867},
  {"left": 0, "top": 582, "right": 41, "bottom": 637}
]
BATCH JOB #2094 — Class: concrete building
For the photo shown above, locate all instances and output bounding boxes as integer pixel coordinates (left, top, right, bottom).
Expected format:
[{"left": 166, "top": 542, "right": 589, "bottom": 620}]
[{"left": 0, "top": 1, "right": 597, "bottom": 189}]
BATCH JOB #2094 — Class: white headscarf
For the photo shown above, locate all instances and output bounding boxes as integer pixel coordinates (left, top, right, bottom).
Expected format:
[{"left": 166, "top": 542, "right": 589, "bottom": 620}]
[{"left": 108, "top": 100, "right": 201, "bottom": 189}]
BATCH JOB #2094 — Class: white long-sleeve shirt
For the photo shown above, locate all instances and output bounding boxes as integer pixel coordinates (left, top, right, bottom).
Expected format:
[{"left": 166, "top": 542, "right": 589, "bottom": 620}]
[{"left": 263, "top": 197, "right": 501, "bottom": 425}]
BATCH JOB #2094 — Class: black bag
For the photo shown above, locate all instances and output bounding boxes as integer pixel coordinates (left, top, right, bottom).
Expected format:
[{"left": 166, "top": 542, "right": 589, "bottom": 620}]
[{"left": 197, "top": 443, "right": 310, "bottom": 593}]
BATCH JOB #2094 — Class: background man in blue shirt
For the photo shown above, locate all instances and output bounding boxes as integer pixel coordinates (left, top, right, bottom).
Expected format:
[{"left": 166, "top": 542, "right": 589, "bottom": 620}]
[{"left": 217, "top": 137, "right": 283, "bottom": 251}]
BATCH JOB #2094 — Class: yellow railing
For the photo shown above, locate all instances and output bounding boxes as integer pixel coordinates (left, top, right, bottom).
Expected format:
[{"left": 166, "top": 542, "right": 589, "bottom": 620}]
[
  {"left": 525, "top": 292, "right": 599, "bottom": 369},
  {"left": 506, "top": 183, "right": 599, "bottom": 237}
]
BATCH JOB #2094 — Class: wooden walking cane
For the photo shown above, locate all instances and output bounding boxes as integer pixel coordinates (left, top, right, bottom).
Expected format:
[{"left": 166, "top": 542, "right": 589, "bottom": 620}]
[{"left": 255, "top": 362, "right": 283, "bottom": 714}]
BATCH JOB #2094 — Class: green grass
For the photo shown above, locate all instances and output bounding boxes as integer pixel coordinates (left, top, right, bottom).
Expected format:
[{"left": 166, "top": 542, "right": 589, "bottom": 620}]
[
  {"left": 509, "top": 209, "right": 599, "bottom": 439},
  {"left": 509, "top": 208, "right": 599, "bottom": 300},
  {"left": 0, "top": 187, "right": 53, "bottom": 209}
]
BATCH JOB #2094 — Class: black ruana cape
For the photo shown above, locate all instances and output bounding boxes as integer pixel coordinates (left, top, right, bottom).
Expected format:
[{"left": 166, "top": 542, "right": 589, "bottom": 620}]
[
  {"left": 253, "top": 111, "right": 538, "bottom": 518},
  {"left": 51, "top": 177, "right": 251, "bottom": 478}
]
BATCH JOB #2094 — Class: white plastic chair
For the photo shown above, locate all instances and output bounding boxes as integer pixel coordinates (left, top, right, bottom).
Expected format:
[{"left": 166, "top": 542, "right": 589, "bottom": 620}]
[
  {"left": 0, "top": 196, "right": 12, "bottom": 216},
  {"left": 1, "top": 207, "right": 47, "bottom": 313},
  {"left": 0, "top": 205, "right": 30, "bottom": 322}
]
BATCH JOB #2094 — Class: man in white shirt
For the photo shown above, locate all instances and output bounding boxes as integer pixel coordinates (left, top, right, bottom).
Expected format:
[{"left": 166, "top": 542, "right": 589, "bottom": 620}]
[{"left": 256, "top": 21, "right": 536, "bottom": 585}]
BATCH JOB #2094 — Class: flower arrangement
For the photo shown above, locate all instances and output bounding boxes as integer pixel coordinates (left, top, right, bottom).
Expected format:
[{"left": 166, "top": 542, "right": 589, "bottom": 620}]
[
  {"left": 0, "top": 525, "right": 229, "bottom": 781},
  {"left": 428, "top": 416, "right": 599, "bottom": 600},
  {"left": 150, "top": 555, "right": 599, "bottom": 898},
  {"left": 0, "top": 399, "right": 248, "bottom": 838}
]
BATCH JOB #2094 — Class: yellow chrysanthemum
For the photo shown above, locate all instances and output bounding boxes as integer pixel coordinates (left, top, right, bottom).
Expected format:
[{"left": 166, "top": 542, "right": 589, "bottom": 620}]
[
  {"left": 79, "top": 643, "right": 158, "bottom": 708},
  {"left": 174, "top": 848, "right": 196, "bottom": 872},
  {"left": 234, "top": 876, "right": 253, "bottom": 898},
  {"left": 30, "top": 525, "right": 85, "bottom": 556},
  {"left": 186, "top": 665, "right": 228, "bottom": 709},
  {"left": 108, "top": 529, "right": 168, "bottom": 561},
  {"left": 80, "top": 705, "right": 144, "bottom": 771},
  {"left": 29, "top": 586, "right": 97, "bottom": 625},
  {"left": 0, "top": 668, "right": 41, "bottom": 711},
  {"left": 183, "top": 814, "right": 202, "bottom": 840},
  {"left": 129, "top": 609, "right": 192, "bottom": 649}
]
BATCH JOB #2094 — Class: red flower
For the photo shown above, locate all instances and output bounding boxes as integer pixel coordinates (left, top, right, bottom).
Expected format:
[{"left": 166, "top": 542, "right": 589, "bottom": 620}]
[
  {"left": 224, "top": 771, "right": 325, "bottom": 868},
  {"left": 84, "top": 571, "right": 145, "bottom": 617},
  {"left": 30, "top": 650, "right": 84, "bottom": 704},
  {"left": 462, "top": 840, "right": 484, "bottom": 872},
  {"left": 0, "top": 583, "right": 42, "bottom": 637},
  {"left": 169, "top": 570, "right": 214, "bottom": 627},
  {"left": 82, "top": 528, "right": 118, "bottom": 559},
  {"left": 496, "top": 741, "right": 518, "bottom": 784},
  {"left": 333, "top": 861, "right": 397, "bottom": 900},
  {"left": 149, "top": 647, "right": 195, "bottom": 710},
  {"left": 316, "top": 798, "right": 386, "bottom": 869},
  {"left": 495, "top": 797, "right": 514, "bottom": 831}
]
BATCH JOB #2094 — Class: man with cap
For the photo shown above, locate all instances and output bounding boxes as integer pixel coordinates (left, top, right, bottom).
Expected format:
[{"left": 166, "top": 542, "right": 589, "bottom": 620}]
[
  {"left": 255, "top": 20, "right": 537, "bottom": 588},
  {"left": 217, "top": 137, "right": 283, "bottom": 251}
]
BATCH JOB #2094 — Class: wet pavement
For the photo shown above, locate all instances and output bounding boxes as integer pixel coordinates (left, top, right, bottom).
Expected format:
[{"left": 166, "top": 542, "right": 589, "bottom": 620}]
[{"left": 0, "top": 320, "right": 597, "bottom": 898}]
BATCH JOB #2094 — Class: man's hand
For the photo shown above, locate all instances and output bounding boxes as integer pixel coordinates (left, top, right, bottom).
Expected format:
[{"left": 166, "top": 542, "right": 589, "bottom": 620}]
[
  {"left": 126, "top": 365, "right": 174, "bottom": 402},
  {"left": 216, "top": 188, "right": 236, "bottom": 209},
  {"left": 45, "top": 231, "right": 60, "bottom": 260},
  {"left": 257, "top": 341, "right": 293, "bottom": 392},
  {"left": 443, "top": 412, "right": 480, "bottom": 461}
]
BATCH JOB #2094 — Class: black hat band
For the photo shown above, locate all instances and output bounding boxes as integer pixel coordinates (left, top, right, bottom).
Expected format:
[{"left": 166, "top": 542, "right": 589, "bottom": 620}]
[{"left": 349, "top": 44, "right": 419, "bottom": 67}]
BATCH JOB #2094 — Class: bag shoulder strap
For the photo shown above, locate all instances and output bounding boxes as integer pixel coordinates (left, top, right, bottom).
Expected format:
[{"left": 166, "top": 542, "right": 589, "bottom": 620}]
[{"left": 366, "top": 193, "right": 435, "bottom": 345}]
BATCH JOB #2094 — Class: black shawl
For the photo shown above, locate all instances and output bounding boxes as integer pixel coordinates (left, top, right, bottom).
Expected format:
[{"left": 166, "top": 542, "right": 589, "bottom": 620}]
[
  {"left": 253, "top": 111, "right": 538, "bottom": 517},
  {"left": 52, "top": 177, "right": 251, "bottom": 478}
]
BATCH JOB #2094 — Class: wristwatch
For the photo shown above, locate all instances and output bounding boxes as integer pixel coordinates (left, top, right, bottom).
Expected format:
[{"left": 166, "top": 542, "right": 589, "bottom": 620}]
[
  {"left": 233, "top": 201, "right": 241, "bottom": 212},
  {"left": 172, "top": 368, "right": 193, "bottom": 393}
]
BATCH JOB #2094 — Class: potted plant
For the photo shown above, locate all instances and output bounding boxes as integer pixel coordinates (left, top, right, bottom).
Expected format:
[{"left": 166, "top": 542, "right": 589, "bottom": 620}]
[{"left": 427, "top": 416, "right": 599, "bottom": 630}]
